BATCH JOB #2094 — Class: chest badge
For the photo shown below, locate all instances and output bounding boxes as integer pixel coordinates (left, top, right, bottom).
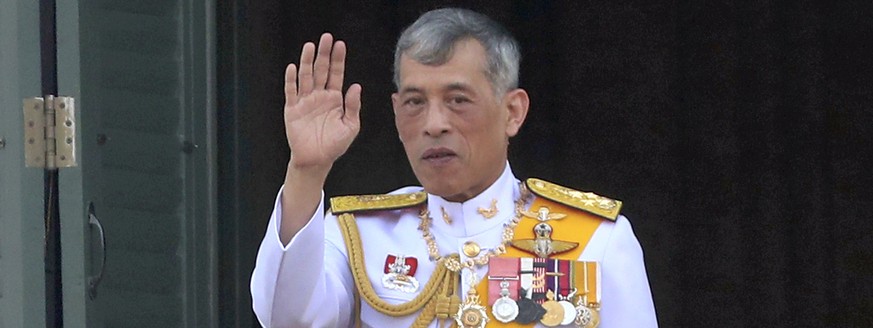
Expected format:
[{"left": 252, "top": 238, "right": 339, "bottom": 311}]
[
  {"left": 381, "top": 254, "right": 420, "bottom": 293},
  {"left": 510, "top": 206, "right": 579, "bottom": 258}
]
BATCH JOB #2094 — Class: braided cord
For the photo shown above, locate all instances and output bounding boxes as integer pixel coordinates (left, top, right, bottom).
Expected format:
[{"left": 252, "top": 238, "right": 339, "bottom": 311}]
[{"left": 338, "top": 213, "right": 461, "bottom": 326}]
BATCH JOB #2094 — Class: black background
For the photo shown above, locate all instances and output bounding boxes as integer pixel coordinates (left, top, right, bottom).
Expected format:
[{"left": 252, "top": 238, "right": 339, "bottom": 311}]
[{"left": 217, "top": 1, "right": 873, "bottom": 327}]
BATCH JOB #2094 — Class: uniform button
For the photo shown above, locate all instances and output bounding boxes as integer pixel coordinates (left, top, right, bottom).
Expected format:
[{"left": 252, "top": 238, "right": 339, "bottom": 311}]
[{"left": 463, "top": 241, "right": 481, "bottom": 257}]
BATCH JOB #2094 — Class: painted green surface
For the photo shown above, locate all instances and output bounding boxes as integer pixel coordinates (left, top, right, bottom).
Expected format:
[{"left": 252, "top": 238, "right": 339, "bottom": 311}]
[
  {"left": 57, "top": 0, "right": 217, "bottom": 326},
  {"left": 0, "top": 0, "right": 216, "bottom": 327},
  {"left": 0, "top": 1, "right": 48, "bottom": 327}
]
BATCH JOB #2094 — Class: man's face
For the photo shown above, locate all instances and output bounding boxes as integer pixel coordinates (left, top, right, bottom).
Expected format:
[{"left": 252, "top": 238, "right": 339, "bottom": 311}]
[{"left": 392, "top": 39, "right": 528, "bottom": 202}]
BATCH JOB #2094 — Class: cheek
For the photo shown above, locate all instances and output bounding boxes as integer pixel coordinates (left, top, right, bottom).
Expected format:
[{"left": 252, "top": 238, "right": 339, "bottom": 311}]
[
  {"left": 461, "top": 120, "right": 506, "bottom": 163},
  {"left": 395, "top": 117, "right": 416, "bottom": 142},
  {"left": 459, "top": 112, "right": 501, "bottom": 140}
]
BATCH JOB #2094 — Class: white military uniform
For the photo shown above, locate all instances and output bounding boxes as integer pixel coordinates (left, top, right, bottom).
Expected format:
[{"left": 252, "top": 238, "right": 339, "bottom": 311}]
[{"left": 251, "top": 164, "right": 658, "bottom": 327}]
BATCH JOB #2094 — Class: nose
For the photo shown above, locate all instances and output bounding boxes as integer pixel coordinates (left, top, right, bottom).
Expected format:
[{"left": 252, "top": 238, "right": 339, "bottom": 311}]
[{"left": 423, "top": 104, "right": 450, "bottom": 137}]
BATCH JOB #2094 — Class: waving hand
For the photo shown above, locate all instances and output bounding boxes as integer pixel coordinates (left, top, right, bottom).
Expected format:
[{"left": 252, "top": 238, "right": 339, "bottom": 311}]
[
  {"left": 278, "top": 33, "right": 362, "bottom": 243},
  {"left": 284, "top": 33, "right": 362, "bottom": 170}
]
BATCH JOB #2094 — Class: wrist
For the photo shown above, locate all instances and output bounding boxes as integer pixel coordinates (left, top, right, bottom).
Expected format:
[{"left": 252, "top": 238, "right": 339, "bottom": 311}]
[{"left": 285, "top": 159, "right": 331, "bottom": 186}]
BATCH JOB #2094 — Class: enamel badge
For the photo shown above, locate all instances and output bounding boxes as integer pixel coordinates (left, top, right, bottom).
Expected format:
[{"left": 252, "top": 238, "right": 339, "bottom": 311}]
[
  {"left": 381, "top": 254, "right": 420, "bottom": 293},
  {"left": 510, "top": 206, "right": 579, "bottom": 258}
]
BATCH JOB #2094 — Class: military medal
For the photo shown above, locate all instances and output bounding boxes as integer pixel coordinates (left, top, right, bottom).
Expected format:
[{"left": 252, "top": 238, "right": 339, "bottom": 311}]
[
  {"left": 573, "top": 260, "right": 601, "bottom": 328},
  {"left": 510, "top": 206, "right": 579, "bottom": 258},
  {"left": 381, "top": 254, "right": 419, "bottom": 293},
  {"left": 486, "top": 257, "right": 520, "bottom": 323},
  {"left": 491, "top": 280, "right": 519, "bottom": 322},
  {"left": 540, "top": 290, "right": 565, "bottom": 327},
  {"left": 541, "top": 258, "right": 579, "bottom": 326},
  {"left": 559, "top": 298, "right": 578, "bottom": 326},
  {"left": 455, "top": 282, "right": 489, "bottom": 328},
  {"left": 514, "top": 288, "right": 546, "bottom": 324},
  {"left": 574, "top": 297, "right": 599, "bottom": 328}
]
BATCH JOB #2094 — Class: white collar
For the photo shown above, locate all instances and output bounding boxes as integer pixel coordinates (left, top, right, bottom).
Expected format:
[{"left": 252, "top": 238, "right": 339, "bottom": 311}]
[{"left": 425, "top": 162, "right": 520, "bottom": 238}]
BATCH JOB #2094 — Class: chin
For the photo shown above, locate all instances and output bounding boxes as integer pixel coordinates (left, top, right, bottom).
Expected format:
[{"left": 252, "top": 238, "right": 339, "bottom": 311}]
[
  {"left": 413, "top": 163, "right": 466, "bottom": 197},
  {"left": 419, "top": 179, "right": 458, "bottom": 199}
]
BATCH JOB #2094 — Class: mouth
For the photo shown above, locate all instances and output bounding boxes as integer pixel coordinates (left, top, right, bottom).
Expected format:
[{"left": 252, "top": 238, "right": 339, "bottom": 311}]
[{"left": 421, "top": 147, "right": 457, "bottom": 165}]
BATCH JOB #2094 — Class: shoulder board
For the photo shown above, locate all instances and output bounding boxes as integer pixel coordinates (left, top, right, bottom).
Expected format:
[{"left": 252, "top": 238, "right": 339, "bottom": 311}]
[
  {"left": 330, "top": 191, "right": 427, "bottom": 214},
  {"left": 525, "top": 178, "right": 622, "bottom": 221}
]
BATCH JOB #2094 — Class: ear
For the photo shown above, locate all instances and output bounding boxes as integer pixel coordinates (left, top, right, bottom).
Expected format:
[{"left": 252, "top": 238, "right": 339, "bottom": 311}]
[
  {"left": 391, "top": 92, "right": 401, "bottom": 114},
  {"left": 503, "top": 88, "right": 530, "bottom": 137},
  {"left": 391, "top": 92, "right": 406, "bottom": 142}
]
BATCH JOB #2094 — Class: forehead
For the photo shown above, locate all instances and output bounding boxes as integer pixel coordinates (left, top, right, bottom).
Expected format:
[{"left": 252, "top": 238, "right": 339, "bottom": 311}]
[{"left": 397, "top": 39, "right": 491, "bottom": 91}]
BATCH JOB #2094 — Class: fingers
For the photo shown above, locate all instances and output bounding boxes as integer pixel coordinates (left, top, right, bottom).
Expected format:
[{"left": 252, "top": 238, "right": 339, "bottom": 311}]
[
  {"left": 326, "top": 40, "right": 347, "bottom": 91},
  {"left": 313, "top": 33, "right": 333, "bottom": 90},
  {"left": 284, "top": 63, "right": 298, "bottom": 105},
  {"left": 295, "top": 33, "right": 348, "bottom": 99},
  {"left": 344, "top": 83, "right": 363, "bottom": 127},
  {"left": 298, "top": 42, "right": 316, "bottom": 96}
]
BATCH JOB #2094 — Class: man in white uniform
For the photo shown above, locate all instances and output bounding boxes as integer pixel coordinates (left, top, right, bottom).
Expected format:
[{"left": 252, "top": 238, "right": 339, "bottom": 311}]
[{"left": 251, "top": 8, "right": 657, "bottom": 328}]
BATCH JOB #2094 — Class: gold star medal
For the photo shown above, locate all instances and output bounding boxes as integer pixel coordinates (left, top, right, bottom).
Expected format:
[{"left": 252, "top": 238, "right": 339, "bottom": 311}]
[{"left": 455, "top": 289, "right": 488, "bottom": 328}]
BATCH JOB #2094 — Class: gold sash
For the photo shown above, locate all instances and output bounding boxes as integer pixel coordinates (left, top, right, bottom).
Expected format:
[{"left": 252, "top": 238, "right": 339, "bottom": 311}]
[{"left": 473, "top": 196, "right": 604, "bottom": 327}]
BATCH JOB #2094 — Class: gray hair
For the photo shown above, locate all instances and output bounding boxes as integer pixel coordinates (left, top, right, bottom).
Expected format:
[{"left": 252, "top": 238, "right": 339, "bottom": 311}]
[{"left": 393, "top": 8, "right": 521, "bottom": 96}]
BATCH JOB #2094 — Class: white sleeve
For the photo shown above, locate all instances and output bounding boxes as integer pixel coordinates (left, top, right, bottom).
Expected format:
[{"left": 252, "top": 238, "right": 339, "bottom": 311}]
[
  {"left": 598, "top": 215, "right": 659, "bottom": 328},
  {"left": 250, "top": 186, "right": 355, "bottom": 328}
]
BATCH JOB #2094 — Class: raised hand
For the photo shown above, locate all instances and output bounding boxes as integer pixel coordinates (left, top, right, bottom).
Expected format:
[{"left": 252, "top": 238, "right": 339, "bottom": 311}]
[
  {"left": 278, "top": 33, "right": 362, "bottom": 243},
  {"left": 284, "top": 33, "right": 362, "bottom": 170}
]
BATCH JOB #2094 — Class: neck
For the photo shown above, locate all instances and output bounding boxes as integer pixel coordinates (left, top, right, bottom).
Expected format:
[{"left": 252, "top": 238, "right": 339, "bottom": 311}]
[{"left": 439, "top": 161, "right": 508, "bottom": 203}]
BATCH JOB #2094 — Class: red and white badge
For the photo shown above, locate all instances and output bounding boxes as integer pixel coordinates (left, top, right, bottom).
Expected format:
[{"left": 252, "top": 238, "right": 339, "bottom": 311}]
[
  {"left": 381, "top": 254, "right": 420, "bottom": 293},
  {"left": 487, "top": 257, "right": 520, "bottom": 305}
]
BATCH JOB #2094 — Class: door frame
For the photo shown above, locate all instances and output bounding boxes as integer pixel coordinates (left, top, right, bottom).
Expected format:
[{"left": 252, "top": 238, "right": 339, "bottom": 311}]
[{"left": 54, "top": 0, "right": 220, "bottom": 326}]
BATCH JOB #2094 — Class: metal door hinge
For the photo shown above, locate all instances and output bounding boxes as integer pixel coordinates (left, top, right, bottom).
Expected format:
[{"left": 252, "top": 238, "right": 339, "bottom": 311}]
[{"left": 23, "top": 96, "right": 77, "bottom": 168}]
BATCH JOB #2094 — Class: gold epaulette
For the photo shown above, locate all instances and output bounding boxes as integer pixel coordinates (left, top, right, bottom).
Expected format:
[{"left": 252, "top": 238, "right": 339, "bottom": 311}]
[
  {"left": 525, "top": 178, "right": 622, "bottom": 221},
  {"left": 330, "top": 191, "right": 427, "bottom": 214}
]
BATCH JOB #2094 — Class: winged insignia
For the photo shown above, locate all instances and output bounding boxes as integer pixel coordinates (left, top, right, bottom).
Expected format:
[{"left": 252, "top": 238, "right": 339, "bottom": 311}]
[
  {"left": 522, "top": 206, "right": 568, "bottom": 222},
  {"left": 510, "top": 221, "right": 579, "bottom": 258}
]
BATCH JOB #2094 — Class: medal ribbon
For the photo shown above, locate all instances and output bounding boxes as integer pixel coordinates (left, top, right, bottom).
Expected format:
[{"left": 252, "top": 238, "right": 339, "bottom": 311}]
[{"left": 475, "top": 196, "right": 604, "bottom": 327}]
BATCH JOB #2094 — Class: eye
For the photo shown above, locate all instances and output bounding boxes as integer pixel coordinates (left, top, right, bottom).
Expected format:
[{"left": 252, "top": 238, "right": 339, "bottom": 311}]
[
  {"left": 399, "top": 96, "right": 426, "bottom": 115},
  {"left": 403, "top": 97, "right": 425, "bottom": 107},
  {"left": 448, "top": 95, "right": 471, "bottom": 106}
]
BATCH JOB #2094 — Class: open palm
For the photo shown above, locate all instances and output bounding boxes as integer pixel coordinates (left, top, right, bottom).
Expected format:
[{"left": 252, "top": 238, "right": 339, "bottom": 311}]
[{"left": 284, "top": 33, "right": 361, "bottom": 169}]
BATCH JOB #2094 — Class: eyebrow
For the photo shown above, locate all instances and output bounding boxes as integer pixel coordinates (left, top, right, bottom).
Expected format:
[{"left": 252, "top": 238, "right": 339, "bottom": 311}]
[
  {"left": 398, "top": 86, "right": 424, "bottom": 95},
  {"left": 445, "top": 82, "right": 474, "bottom": 93},
  {"left": 398, "top": 82, "right": 474, "bottom": 95}
]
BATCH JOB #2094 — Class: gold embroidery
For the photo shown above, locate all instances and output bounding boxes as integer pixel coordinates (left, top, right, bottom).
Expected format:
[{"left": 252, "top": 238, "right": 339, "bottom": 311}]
[
  {"left": 441, "top": 206, "right": 452, "bottom": 225},
  {"left": 477, "top": 199, "right": 498, "bottom": 219},
  {"left": 330, "top": 191, "right": 426, "bottom": 214},
  {"left": 525, "top": 178, "right": 622, "bottom": 221}
]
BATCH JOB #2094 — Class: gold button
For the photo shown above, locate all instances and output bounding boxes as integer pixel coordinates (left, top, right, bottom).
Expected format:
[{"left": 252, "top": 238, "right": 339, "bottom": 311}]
[{"left": 463, "top": 241, "right": 481, "bottom": 257}]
